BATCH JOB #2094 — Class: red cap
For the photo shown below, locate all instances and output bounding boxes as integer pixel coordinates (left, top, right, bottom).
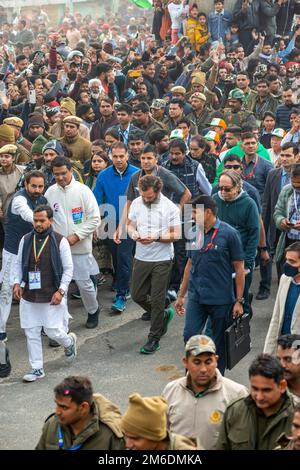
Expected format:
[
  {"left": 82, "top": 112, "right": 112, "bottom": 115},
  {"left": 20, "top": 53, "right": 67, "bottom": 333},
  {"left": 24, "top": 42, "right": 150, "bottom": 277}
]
[
  {"left": 47, "top": 100, "right": 60, "bottom": 108},
  {"left": 102, "top": 23, "right": 110, "bottom": 30}
]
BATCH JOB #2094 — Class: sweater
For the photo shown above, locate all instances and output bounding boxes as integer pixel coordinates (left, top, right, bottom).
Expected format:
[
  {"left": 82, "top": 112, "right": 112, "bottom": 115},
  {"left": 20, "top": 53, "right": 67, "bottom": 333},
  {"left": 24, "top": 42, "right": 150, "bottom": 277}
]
[
  {"left": 93, "top": 164, "right": 139, "bottom": 224},
  {"left": 59, "top": 134, "right": 92, "bottom": 164},
  {"left": 213, "top": 191, "right": 260, "bottom": 269},
  {"left": 45, "top": 178, "right": 100, "bottom": 255}
]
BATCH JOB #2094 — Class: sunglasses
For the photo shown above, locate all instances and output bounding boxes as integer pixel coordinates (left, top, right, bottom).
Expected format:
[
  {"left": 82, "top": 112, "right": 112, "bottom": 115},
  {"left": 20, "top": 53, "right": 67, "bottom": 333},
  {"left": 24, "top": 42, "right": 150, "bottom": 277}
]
[
  {"left": 224, "top": 164, "right": 241, "bottom": 170},
  {"left": 219, "top": 186, "right": 234, "bottom": 193}
]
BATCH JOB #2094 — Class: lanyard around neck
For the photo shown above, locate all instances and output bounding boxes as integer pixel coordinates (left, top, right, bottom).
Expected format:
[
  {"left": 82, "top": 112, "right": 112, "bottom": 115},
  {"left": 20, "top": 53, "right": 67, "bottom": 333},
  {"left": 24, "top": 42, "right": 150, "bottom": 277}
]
[
  {"left": 243, "top": 155, "right": 258, "bottom": 180},
  {"left": 197, "top": 227, "right": 218, "bottom": 251},
  {"left": 58, "top": 425, "right": 82, "bottom": 451},
  {"left": 33, "top": 235, "right": 49, "bottom": 265}
]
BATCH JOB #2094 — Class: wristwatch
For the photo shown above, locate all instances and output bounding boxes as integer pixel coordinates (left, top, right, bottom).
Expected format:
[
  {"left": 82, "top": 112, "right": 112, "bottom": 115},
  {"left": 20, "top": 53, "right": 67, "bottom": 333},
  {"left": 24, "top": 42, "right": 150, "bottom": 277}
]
[
  {"left": 258, "top": 246, "right": 268, "bottom": 251},
  {"left": 57, "top": 288, "right": 65, "bottom": 297},
  {"left": 236, "top": 297, "right": 245, "bottom": 305}
]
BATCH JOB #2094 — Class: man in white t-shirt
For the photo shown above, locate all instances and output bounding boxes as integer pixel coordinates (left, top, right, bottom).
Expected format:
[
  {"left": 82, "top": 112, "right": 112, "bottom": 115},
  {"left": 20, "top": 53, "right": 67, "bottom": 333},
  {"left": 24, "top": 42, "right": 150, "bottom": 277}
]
[
  {"left": 127, "top": 175, "right": 181, "bottom": 354},
  {"left": 167, "top": 0, "right": 188, "bottom": 44}
]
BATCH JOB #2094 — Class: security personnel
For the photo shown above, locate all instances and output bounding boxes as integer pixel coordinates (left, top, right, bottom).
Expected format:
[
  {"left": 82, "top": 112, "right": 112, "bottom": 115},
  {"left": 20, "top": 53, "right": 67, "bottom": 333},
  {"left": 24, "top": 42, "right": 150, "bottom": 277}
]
[
  {"left": 175, "top": 195, "right": 245, "bottom": 374},
  {"left": 222, "top": 88, "right": 256, "bottom": 128}
]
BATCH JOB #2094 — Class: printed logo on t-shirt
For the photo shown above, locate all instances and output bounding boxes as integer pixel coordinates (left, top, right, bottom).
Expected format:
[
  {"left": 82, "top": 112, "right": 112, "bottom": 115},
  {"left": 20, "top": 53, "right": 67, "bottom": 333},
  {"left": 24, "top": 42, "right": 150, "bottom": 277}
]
[{"left": 72, "top": 207, "right": 83, "bottom": 224}]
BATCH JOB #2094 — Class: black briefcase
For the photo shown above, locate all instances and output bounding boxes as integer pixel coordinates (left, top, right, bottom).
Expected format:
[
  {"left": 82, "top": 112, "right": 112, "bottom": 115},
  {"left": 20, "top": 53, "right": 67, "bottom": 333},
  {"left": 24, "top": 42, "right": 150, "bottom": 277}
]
[{"left": 225, "top": 314, "right": 251, "bottom": 370}]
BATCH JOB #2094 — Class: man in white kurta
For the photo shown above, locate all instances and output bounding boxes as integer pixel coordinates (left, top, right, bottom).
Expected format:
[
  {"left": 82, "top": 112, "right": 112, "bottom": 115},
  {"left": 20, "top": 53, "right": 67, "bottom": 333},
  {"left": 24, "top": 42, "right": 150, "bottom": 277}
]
[{"left": 14, "top": 205, "right": 75, "bottom": 382}]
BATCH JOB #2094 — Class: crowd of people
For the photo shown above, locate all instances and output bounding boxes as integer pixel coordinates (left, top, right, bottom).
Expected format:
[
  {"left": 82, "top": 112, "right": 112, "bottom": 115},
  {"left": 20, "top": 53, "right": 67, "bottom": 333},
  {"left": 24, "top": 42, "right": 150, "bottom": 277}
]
[{"left": 0, "top": 0, "right": 300, "bottom": 450}]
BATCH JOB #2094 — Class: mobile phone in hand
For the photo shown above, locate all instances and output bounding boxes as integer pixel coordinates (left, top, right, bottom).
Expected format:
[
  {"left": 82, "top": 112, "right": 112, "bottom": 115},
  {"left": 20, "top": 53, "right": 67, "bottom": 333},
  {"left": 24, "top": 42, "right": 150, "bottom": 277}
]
[{"left": 28, "top": 89, "right": 36, "bottom": 104}]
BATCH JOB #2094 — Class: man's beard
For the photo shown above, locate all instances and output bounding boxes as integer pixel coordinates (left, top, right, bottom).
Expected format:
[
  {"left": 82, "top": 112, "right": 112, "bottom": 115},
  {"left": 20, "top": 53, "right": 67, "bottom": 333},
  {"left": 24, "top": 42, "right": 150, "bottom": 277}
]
[{"left": 142, "top": 196, "right": 159, "bottom": 207}]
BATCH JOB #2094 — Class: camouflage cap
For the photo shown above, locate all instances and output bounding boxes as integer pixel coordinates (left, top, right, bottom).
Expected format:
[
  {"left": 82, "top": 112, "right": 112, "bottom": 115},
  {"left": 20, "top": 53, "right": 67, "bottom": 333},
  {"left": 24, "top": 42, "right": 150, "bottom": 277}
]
[
  {"left": 151, "top": 99, "right": 166, "bottom": 109},
  {"left": 185, "top": 335, "right": 216, "bottom": 356}
]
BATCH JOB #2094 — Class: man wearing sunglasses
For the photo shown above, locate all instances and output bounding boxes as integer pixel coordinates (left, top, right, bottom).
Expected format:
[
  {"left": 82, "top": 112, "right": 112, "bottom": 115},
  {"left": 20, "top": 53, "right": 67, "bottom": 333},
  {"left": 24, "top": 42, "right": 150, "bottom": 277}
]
[{"left": 213, "top": 154, "right": 270, "bottom": 307}]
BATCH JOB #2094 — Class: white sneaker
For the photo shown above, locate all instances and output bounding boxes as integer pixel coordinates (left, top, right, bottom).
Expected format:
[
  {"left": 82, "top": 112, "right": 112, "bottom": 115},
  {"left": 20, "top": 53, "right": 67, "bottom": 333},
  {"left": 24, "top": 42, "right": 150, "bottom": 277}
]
[
  {"left": 167, "top": 289, "right": 177, "bottom": 302},
  {"left": 64, "top": 332, "right": 77, "bottom": 362},
  {"left": 23, "top": 368, "right": 45, "bottom": 382}
]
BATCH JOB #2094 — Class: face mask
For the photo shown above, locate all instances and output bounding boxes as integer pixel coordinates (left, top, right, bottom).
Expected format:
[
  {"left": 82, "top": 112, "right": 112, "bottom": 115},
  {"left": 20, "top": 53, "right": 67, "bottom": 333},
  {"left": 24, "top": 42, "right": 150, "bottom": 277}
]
[{"left": 283, "top": 262, "right": 299, "bottom": 277}]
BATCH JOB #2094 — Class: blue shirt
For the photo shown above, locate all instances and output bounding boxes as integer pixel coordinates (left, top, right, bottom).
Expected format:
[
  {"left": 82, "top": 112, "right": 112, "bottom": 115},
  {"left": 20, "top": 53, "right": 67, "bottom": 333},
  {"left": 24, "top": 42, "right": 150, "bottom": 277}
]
[
  {"left": 241, "top": 154, "right": 273, "bottom": 198},
  {"left": 187, "top": 219, "right": 244, "bottom": 305},
  {"left": 282, "top": 281, "right": 300, "bottom": 334}
]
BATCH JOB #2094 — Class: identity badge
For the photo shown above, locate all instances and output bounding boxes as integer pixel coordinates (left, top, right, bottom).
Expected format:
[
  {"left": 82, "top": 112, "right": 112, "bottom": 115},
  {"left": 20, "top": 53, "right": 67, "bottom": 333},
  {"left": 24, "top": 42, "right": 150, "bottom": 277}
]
[{"left": 28, "top": 271, "right": 41, "bottom": 290}]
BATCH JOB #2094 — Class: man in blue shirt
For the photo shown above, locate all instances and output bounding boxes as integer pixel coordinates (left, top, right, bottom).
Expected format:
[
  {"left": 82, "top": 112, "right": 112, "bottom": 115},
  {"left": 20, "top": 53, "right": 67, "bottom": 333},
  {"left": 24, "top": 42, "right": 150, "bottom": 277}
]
[
  {"left": 240, "top": 132, "right": 273, "bottom": 198},
  {"left": 93, "top": 142, "right": 139, "bottom": 313},
  {"left": 175, "top": 195, "right": 245, "bottom": 374}
]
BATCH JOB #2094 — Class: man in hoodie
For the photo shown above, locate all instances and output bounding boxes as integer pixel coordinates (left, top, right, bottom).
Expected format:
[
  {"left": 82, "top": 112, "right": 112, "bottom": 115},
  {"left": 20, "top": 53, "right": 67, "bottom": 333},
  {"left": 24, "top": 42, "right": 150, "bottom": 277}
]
[
  {"left": 36, "top": 376, "right": 125, "bottom": 450},
  {"left": 213, "top": 170, "right": 260, "bottom": 315}
]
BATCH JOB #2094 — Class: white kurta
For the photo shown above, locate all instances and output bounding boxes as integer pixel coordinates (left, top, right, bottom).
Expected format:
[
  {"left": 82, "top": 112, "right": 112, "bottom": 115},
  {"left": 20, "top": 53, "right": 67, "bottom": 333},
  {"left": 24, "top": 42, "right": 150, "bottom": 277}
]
[{"left": 15, "top": 235, "right": 73, "bottom": 329}]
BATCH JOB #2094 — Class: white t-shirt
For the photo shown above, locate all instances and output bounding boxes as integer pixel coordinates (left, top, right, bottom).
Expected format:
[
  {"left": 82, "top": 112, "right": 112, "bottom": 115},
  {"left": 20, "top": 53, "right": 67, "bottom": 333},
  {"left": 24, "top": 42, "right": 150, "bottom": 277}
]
[
  {"left": 128, "top": 193, "right": 181, "bottom": 262},
  {"left": 167, "top": 3, "right": 188, "bottom": 29}
]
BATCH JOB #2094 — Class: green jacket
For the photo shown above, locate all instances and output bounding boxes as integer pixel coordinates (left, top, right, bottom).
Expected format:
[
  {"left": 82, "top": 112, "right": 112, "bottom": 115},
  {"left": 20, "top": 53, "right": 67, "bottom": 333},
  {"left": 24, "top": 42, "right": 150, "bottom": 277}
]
[
  {"left": 213, "top": 191, "right": 260, "bottom": 269},
  {"left": 216, "top": 394, "right": 294, "bottom": 450},
  {"left": 36, "top": 394, "right": 125, "bottom": 450},
  {"left": 273, "top": 184, "right": 293, "bottom": 262},
  {"left": 214, "top": 142, "right": 271, "bottom": 185}
]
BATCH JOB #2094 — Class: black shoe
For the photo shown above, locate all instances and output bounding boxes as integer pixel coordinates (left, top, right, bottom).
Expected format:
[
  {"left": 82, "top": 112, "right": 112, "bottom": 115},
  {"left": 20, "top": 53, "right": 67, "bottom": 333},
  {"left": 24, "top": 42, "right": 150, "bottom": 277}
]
[
  {"left": 0, "top": 346, "right": 11, "bottom": 378},
  {"left": 48, "top": 338, "right": 61, "bottom": 348},
  {"left": 85, "top": 308, "right": 100, "bottom": 329},
  {"left": 140, "top": 339, "right": 160, "bottom": 354},
  {"left": 256, "top": 289, "right": 270, "bottom": 300},
  {"left": 141, "top": 311, "right": 151, "bottom": 321}
]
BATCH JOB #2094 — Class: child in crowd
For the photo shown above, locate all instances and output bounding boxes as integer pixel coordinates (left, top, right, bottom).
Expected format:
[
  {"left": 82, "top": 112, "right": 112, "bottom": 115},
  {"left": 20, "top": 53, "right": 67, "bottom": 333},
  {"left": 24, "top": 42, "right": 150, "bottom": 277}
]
[{"left": 186, "top": 5, "right": 210, "bottom": 51}]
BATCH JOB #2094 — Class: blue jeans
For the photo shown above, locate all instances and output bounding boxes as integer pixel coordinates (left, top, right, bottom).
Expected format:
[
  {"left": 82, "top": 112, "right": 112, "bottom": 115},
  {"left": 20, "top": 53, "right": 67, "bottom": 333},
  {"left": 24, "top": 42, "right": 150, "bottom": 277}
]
[
  {"left": 183, "top": 289, "right": 232, "bottom": 374},
  {"left": 107, "top": 238, "right": 134, "bottom": 298}
]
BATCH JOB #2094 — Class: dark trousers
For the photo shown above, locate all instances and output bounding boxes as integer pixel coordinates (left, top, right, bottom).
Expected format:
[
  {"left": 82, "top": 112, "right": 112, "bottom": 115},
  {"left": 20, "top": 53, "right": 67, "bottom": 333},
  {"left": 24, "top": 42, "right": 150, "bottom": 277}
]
[
  {"left": 169, "top": 237, "right": 187, "bottom": 292},
  {"left": 131, "top": 259, "right": 172, "bottom": 342},
  {"left": 243, "top": 269, "right": 253, "bottom": 316},
  {"left": 259, "top": 258, "right": 272, "bottom": 292},
  {"left": 183, "top": 288, "right": 233, "bottom": 375},
  {"left": 0, "top": 222, "right": 4, "bottom": 252},
  {"left": 107, "top": 238, "right": 134, "bottom": 298}
]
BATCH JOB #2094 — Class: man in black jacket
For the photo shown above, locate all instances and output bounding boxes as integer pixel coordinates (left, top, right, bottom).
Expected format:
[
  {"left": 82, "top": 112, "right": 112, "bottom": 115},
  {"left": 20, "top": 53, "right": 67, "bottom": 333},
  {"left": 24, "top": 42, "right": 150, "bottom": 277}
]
[{"left": 233, "top": 0, "right": 260, "bottom": 54}]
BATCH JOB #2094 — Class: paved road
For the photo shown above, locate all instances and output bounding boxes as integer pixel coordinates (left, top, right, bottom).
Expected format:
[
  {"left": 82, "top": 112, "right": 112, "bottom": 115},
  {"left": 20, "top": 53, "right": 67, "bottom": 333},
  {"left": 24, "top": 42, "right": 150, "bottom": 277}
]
[{"left": 0, "top": 270, "right": 275, "bottom": 449}]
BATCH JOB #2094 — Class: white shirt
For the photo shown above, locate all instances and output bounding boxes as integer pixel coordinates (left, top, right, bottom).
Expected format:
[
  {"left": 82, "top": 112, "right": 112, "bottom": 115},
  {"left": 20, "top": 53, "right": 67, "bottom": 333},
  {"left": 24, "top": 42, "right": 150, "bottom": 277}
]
[
  {"left": 128, "top": 193, "right": 181, "bottom": 262},
  {"left": 168, "top": 3, "right": 189, "bottom": 29}
]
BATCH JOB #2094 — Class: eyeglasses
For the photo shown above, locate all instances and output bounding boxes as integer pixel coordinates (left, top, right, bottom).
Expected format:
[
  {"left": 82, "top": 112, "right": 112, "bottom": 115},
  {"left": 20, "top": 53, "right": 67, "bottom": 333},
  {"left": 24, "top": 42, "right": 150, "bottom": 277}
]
[
  {"left": 219, "top": 186, "right": 234, "bottom": 192},
  {"left": 224, "top": 164, "right": 241, "bottom": 170}
]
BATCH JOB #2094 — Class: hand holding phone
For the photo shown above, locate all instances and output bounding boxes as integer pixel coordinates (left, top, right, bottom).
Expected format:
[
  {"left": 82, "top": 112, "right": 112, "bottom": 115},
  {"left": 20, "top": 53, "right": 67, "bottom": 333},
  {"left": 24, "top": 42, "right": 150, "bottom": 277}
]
[
  {"left": 34, "top": 51, "right": 44, "bottom": 66},
  {"left": 28, "top": 89, "right": 36, "bottom": 104}
]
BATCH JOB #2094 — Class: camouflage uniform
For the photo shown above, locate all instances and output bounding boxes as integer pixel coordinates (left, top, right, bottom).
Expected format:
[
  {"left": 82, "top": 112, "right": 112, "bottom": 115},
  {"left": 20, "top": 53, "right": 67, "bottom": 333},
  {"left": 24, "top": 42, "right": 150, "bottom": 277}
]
[{"left": 186, "top": 108, "right": 212, "bottom": 134}]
